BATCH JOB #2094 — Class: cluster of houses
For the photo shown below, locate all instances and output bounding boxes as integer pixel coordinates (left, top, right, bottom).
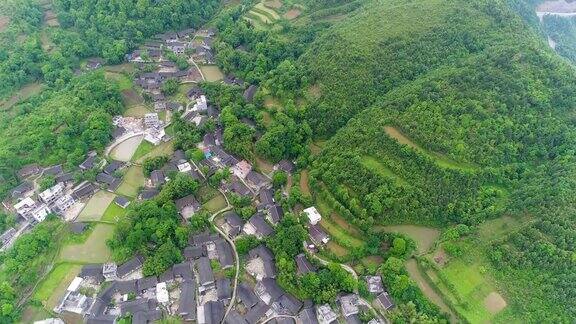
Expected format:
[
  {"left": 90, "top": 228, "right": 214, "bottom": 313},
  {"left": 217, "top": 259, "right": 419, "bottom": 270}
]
[{"left": 1, "top": 150, "right": 140, "bottom": 250}]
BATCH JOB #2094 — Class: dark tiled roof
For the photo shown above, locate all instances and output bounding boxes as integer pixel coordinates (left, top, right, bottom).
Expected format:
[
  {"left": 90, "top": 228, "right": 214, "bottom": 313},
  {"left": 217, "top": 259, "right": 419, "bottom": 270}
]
[
  {"left": 216, "top": 278, "right": 232, "bottom": 300},
  {"left": 377, "top": 292, "right": 394, "bottom": 310},
  {"left": 173, "top": 262, "right": 193, "bottom": 280},
  {"left": 278, "top": 160, "right": 296, "bottom": 173},
  {"left": 96, "top": 173, "right": 121, "bottom": 190},
  {"left": 184, "top": 245, "right": 205, "bottom": 260},
  {"left": 150, "top": 170, "right": 166, "bottom": 187},
  {"left": 249, "top": 245, "right": 275, "bottom": 261},
  {"left": 298, "top": 306, "right": 319, "bottom": 324},
  {"left": 117, "top": 255, "right": 144, "bottom": 278},
  {"left": 80, "top": 155, "right": 97, "bottom": 170},
  {"left": 104, "top": 160, "right": 124, "bottom": 175},
  {"left": 137, "top": 276, "right": 158, "bottom": 292},
  {"left": 225, "top": 310, "right": 248, "bottom": 324},
  {"left": 243, "top": 85, "right": 258, "bottom": 102},
  {"left": 267, "top": 204, "right": 284, "bottom": 224},
  {"left": 295, "top": 254, "right": 316, "bottom": 275},
  {"left": 204, "top": 300, "right": 225, "bottom": 324},
  {"left": 17, "top": 164, "right": 41, "bottom": 178},
  {"left": 11, "top": 182, "right": 32, "bottom": 197},
  {"left": 345, "top": 314, "right": 362, "bottom": 324},
  {"left": 72, "top": 183, "right": 96, "bottom": 200},
  {"left": 197, "top": 257, "right": 214, "bottom": 285},
  {"left": 175, "top": 194, "right": 200, "bottom": 212},
  {"left": 224, "top": 211, "right": 244, "bottom": 227},
  {"left": 80, "top": 264, "right": 103, "bottom": 281},
  {"left": 216, "top": 239, "right": 234, "bottom": 268},
  {"left": 116, "top": 279, "right": 138, "bottom": 295},
  {"left": 248, "top": 213, "right": 274, "bottom": 237},
  {"left": 86, "top": 315, "right": 116, "bottom": 324},
  {"left": 178, "top": 279, "right": 196, "bottom": 320},
  {"left": 260, "top": 278, "right": 284, "bottom": 301},
  {"left": 140, "top": 189, "right": 159, "bottom": 200},
  {"left": 70, "top": 222, "right": 87, "bottom": 234},
  {"left": 237, "top": 283, "right": 258, "bottom": 308},
  {"left": 278, "top": 293, "right": 303, "bottom": 315},
  {"left": 114, "top": 196, "right": 130, "bottom": 208},
  {"left": 228, "top": 180, "right": 252, "bottom": 197},
  {"left": 245, "top": 302, "right": 270, "bottom": 323},
  {"left": 55, "top": 172, "right": 74, "bottom": 184},
  {"left": 259, "top": 188, "right": 274, "bottom": 206},
  {"left": 245, "top": 171, "right": 269, "bottom": 188},
  {"left": 120, "top": 298, "right": 155, "bottom": 316},
  {"left": 43, "top": 165, "right": 63, "bottom": 176},
  {"left": 159, "top": 268, "right": 174, "bottom": 283}
]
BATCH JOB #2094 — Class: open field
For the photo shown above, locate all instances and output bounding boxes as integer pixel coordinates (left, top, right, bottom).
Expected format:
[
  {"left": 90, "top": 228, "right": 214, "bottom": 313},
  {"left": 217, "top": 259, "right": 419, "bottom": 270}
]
[
  {"left": 379, "top": 225, "right": 440, "bottom": 254},
  {"left": 59, "top": 224, "right": 114, "bottom": 263},
  {"left": 200, "top": 65, "right": 224, "bottom": 82},
  {"left": 34, "top": 263, "right": 82, "bottom": 310},
  {"left": 124, "top": 104, "right": 150, "bottom": 117},
  {"left": 406, "top": 259, "right": 458, "bottom": 322},
  {"left": 256, "top": 156, "right": 274, "bottom": 174},
  {"left": 329, "top": 211, "right": 362, "bottom": 237},
  {"left": 104, "top": 63, "right": 135, "bottom": 74},
  {"left": 284, "top": 9, "right": 302, "bottom": 20},
  {"left": 116, "top": 165, "right": 144, "bottom": 197},
  {"left": 254, "top": 3, "right": 281, "bottom": 20},
  {"left": 326, "top": 241, "right": 349, "bottom": 257},
  {"left": 77, "top": 191, "right": 116, "bottom": 222},
  {"left": 21, "top": 306, "right": 51, "bottom": 323},
  {"left": 263, "top": 0, "right": 283, "bottom": 9},
  {"left": 102, "top": 199, "right": 129, "bottom": 223},
  {"left": 360, "top": 255, "right": 383, "bottom": 268},
  {"left": 204, "top": 193, "right": 227, "bottom": 213},
  {"left": 0, "top": 83, "right": 44, "bottom": 111},
  {"left": 105, "top": 71, "right": 132, "bottom": 90},
  {"left": 361, "top": 156, "right": 407, "bottom": 185},
  {"left": 110, "top": 135, "right": 143, "bottom": 162},
  {"left": 131, "top": 140, "right": 155, "bottom": 162},
  {"left": 121, "top": 89, "right": 144, "bottom": 107},
  {"left": 478, "top": 214, "right": 532, "bottom": 242},
  {"left": 134, "top": 140, "right": 174, "bottom": 164},
  {"left": 299, "top": 170, "right": 311, "bottom": 196},
  {"left": 197, "top": 186, "right": 219, "bottom": 203},
  {"left": 0, "top": 16, "right": 9, "bottom": 32},
  {"left": 384, "top": 126, "right": 476, "bottom": 172}
]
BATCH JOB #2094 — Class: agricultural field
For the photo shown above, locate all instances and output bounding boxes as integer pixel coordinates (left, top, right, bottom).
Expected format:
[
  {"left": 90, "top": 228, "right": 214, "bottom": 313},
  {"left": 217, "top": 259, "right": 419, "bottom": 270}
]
[
  {"left": 104, "top": 71, "right": 132, "bottom": 90},
  {"left": 134, "top": 140, "right": 174, "bottom": 164},
  {"left": 244, "top": 1, "right": 282, "bottom": 29},
  {"left": 299, "top": 170, "right": 311, "bottom": 197},
  {"left": 0, "top": 82, "right": 44, "bottom": 111},
  {"left": 77, "top": 191, "right": 117, "bottom": 222},
  {"left": 203, "top": 192, "right": 228, "bottom": 213},
  {"left": 200, "top": 65, "right": 224, "bottom": 82},
  {"left": 110, "top": 135, "right": 143, "bottom": 162},
  {"left": 121, "top": 89, "right": 144, "bottom": 107},
  {"left": 20, "top": 306, "right": 51, "bottom": 324},
  {"left": 131, "top": 140, "right": 155, "bottom": 162},
  {"left": 124, "top": 105, "right": 151, "bottom": 117},
  {"left": 379, "top": 225, "right": 440, "bottom": 255},
  {"left": 34, "top": 263, "right": 82, "bottom": 310},
  {"left": 384, "top": 126, "right": 477, "bottom": 172},
  {"left": 116, "top": 165, "right": 145, "bottom": 197},
  {"left": 59, "top": 224, "right": 115, "bottom": 263},
  {"left": 101, "top": 199, "right": 129, "bottom": 223}
]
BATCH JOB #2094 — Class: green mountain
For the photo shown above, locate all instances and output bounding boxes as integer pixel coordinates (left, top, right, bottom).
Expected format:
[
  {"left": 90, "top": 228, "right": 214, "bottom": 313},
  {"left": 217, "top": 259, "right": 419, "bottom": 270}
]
[{"left": 302, "top": 0, "right": 576, "bottom": 321}]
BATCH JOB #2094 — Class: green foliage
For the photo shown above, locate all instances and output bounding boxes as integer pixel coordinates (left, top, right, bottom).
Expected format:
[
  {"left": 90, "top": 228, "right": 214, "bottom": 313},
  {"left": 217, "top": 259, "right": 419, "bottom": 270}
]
[
  {"left": 299, "top": 263, "right": 356, "bottom": 304},
  {"left": 161, "top": 79, "right": 180, "bottom": 96},
  {"left": 142, "top": 155, "right": 169, "bottom": 177},
  {"left": 272, "top": 171, "right": 287, "bottom": 188},
  {"left": 235, "top": 235, "right": 261, "bottom": 255},
  {"left": 255, "top": 112, "right": 311, "bottom": 163},
  {"left": 542, "top": 15, "right": 576, "bottom": 63},
  {"left": 189, "top": 211, "right": 211, "bottom": 234},
  {"left": 108, "top": 200, "right": 186, "bottom": 275},
  {"left": 155, "top": 173, "right": 199, "bottom": 205},
  {"left": 0, "top": 72, "right": 122, "bottom": 199},
  {"left": 265, "top": 215, "right": 306, "bottom": 259}
]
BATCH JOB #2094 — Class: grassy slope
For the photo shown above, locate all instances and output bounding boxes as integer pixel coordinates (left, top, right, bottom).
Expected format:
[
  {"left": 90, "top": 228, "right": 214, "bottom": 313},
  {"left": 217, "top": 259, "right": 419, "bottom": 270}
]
[{"left": 304, "top": 0, "right": 576, "bottom": 321}]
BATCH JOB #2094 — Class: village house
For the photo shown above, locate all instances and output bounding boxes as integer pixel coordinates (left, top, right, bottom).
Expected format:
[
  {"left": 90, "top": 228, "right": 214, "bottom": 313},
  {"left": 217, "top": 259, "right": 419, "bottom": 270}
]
[
  {"left": 245, "top": 302, "right": 271, "bottom": 324},
  {"left": 14, "top": 197, "right": 51, "bottom": 222},
  {"left": 144, "top": 113, "right": 161, "bottom": 129},
  {"left": 140, "top": 189, "right": 160, "bottom": 200},
  {"left": 184, "top": 245, "right": 205, "bottom": 260},
  {"left": 178, "top": 280, "right": 196, "bottom": 321},
  {"left": 216, "top": 239, "right": 234, "bottom": 269},
  {"left": 295, "top": 253, "right": 316, "bottom": 276},
  {"left": 150, "top": 170, "right": 167, "bottom": 187},
  {"left": 17, "top": 164, "right": 41, "bottom": 179},
  {"left": 43, "top": 165, "right": 63, "bottom": 177},
  {"left": 96, "top": 173, "right": 121, "bottom": 191},
  {"left": 217, "top": 278, "right": 232, "bottom": 301},
  {"left": 116, "top": 255, "right": 144, "bottom": 279},
  {"left": 199, "top": 300, "right": 225, "bottom": 324},
  {"left": 232, "top": 160, "right": 252, "bottom": 179},
  {"left": 309, "top": 224, "right": 330, "bottom": 246},
  {"left": 376, "top": 291, "right": 394, "bottom": 311},
  {"left": 255, "top": 278, "right": 284, "bottom": 305},
  {"left": 277, "top": 293, "right": 303, "bottom": 315},
  {"left": 246, "top": 245, "right": 276, "bottom": 281},
  {"left": 366, "top": 276, "right": 384, "bottom": 294},
  {"left": 304, "top": 206, "right": 322, "bottom": 225},
  {"left": 102, "top": 263, "right": 117, "bottom": 281},
  {"left": 55, "top": 173, "right": 74, "bottom": 186},
  {"left": 339, "top": 294, "right": 360, "bottom": 317},
  {"left": 53, "top": 194, "right": 75, "bottom": 214},
  {"left": 114, "top": 196, "right": 130, "bottom": 209},
  {"left": 173, "top": 261, "right": 194, "bottom": 280},
  {"left": 225, "top": 310, "right": 248, "bottom": 324},
  {"left": 11, "top": 182, "right": 33, "bottom": 199},
  {"left": 237, "top": 283, "right": 259, "bottom": 309},
  {"left": 243, "top": 213, "right": 274, "bottom": 239},
  {"left": 265, "top": 204, "right": 284, "bottom": 225},
  {"left": 79, "top": 154, "right": 97, "bottom": 170},
  {"left": 79, "top": 264, "right": 105, "bottom": 284},
  {"left": 226, "top": 179, "right": 252, "bottom": 198},
  {"left": 156, "top": 281, "right": 169, "bottom": 304},
  {"left": 71, "top": 183, "right": 97, "bottom": 201},
  {"left": 165, "top": 41, "right": 187, "bottom": 54},
  {"left": 221, "top": 211, "right": 244, "bottom": 238},
  {"left": 175, "top": 194, "right": 201, "bottom": 219},
  {"left": 259, "top": 187, "right": 275, "bottom": 206},
  {"left": 245, "top": 171, "right": 269, "bottom": 192},
  {"left": 299, "top": 303, "right": 319, "bottom": 324},
  {"left": 275, "top": 159, "right": 296, "bottom": 174},
  {"left": 197, "top": 256, "right": 215, "bottom": 292},
  {"left": 54, "top": 277, "right": 92, "bottom": 315},
  {"left": 104, "top": 160, "right": 124, "bottom": 175},
  {"left": 317, "top": 304, "right": 339, "bottom": 324}
]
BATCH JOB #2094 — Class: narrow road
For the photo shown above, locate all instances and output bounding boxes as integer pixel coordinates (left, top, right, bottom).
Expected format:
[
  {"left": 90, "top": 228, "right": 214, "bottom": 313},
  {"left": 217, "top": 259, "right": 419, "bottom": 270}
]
[
  {"left": 208, "top": 197, "right": 239, "bottom": 322},
  {"left": 309, "top": 248, "right": 388, "bottom": 323}
]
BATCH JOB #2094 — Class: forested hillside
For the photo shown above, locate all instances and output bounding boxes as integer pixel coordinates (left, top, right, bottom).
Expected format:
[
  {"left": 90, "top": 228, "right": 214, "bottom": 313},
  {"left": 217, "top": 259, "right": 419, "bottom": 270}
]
[{"left": 302, "top": 0, "right": 576, "bottom": 321}]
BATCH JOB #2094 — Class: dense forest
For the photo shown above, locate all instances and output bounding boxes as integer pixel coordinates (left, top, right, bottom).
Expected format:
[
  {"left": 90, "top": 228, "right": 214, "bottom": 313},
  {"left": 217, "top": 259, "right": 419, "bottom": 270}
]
[{"left": 299, "top": 0, "right": 576, "bottom": 321}]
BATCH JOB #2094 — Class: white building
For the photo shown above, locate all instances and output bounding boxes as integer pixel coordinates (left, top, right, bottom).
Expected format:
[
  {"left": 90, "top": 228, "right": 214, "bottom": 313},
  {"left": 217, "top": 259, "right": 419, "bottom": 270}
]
[
  {"left": 317, "top": 304, "right": 338, "bottom": 324},
  {"left": 192, "top": 95, "right": 208, "bottom": 112},
  {"left": 144, "top": 128, "right": 166, "bottom": 146},
  {"left": 303, "top": 206, "right": 322, "bottom": 225},
  {"left": 103, "top": 263, "right": 117, "bottom": 281},
  {"left": 53, "top": 194, "right": 75, "bottom": 214},
  {"left": 144, "top": 113, "right": 160, "bottom": 128},
  {"left": 14, "top": 198, "right": 51, "bottom": 222},
  {"left": 177, "top": 161, "right": 193, "bottom": 173},
  {"left": 156, "top": 282, "right": 169, "bottom": 303},
  {"left": 39, "top": 183, "right": 64, "bottom": 204}
]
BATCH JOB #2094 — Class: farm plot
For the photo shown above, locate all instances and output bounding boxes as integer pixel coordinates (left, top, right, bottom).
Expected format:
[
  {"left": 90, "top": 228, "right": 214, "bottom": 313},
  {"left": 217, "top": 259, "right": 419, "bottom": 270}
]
[
  {"left": 110, "top": 135, "right": 143, "bottom": 162},
  {"left": 123, "top": 104, "right": 150, "bottom": 117},
  {"left": 121, "top": 89, "right": 144, "bottom": 107},
  {"left": 59, "top": 224, "right": 115, "bottom": 263},
  {"left": 204, "top": 192, "right": 227, "bottom": 213},
  {"left": 34, "top": 263, "right": 82, "bottom": 310},
  {"left": 134, "top": 140, "right": 174, "bottom": 164},
  {"left": 200, "top": 65, "right": 224, "bottom": 82},
  {"left": 101, "top": 198, "right": 129, "bottom": 223},
  {"left": 384, "top": 126, "right": 477, "bottom": 172},
  {"left": 116, "top": 165, "right": 145, "bottom": 198},
  {"left": 77, "top": 191, "right": 116, "bottom": 222},
  {"left": 379, "top": 224, "right": 440, "bottom": 255}
]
